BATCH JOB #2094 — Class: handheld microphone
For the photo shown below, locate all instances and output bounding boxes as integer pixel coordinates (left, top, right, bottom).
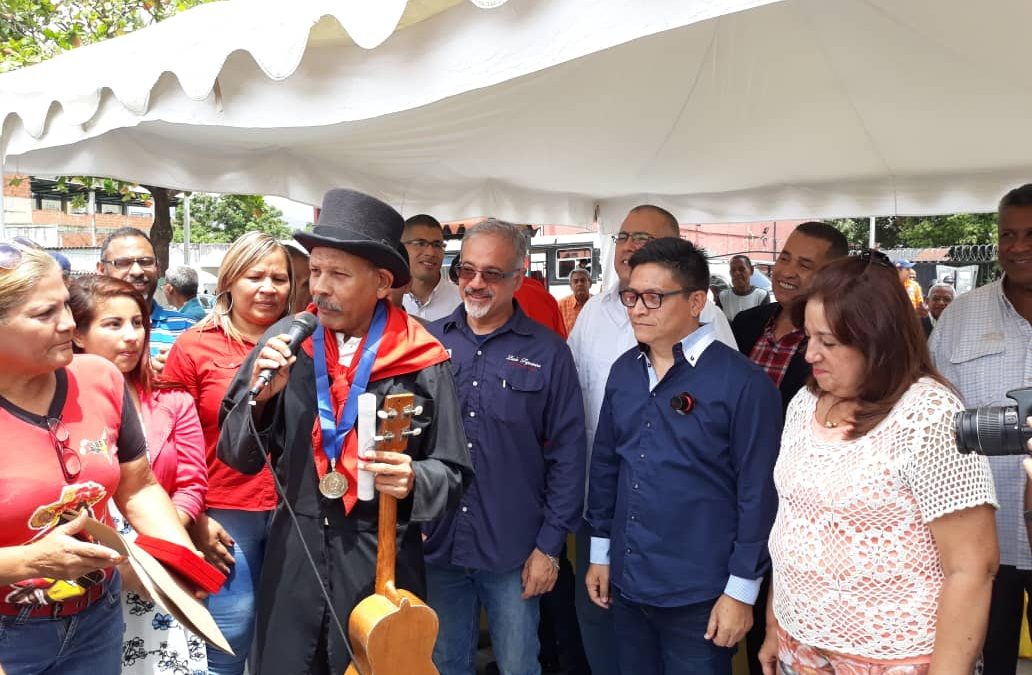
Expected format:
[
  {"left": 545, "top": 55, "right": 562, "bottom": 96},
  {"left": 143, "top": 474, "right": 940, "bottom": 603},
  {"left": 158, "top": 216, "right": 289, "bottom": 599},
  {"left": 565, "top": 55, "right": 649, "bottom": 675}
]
[{"left": 248, "top": 311, "right": 319, "bottom": 399}]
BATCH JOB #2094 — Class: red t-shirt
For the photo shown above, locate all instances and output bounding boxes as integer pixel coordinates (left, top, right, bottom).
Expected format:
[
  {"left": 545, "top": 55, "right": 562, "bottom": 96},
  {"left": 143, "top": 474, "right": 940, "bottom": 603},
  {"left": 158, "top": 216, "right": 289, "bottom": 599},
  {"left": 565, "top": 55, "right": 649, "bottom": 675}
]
[
  {"left": 514, "top": 277, "right": 568, "bottom": 338},
  {"left": 0, "top": 355, "right": 146, "bottom": 607},
  {"left": 163, "top": 325, "right": 277, "bottom": 511}
]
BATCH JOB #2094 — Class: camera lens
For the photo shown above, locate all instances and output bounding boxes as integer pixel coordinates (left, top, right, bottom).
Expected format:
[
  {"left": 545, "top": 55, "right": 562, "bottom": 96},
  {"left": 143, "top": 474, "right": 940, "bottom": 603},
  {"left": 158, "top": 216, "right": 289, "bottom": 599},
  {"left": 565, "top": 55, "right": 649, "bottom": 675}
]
[{"left": 955, "top": 405, "right": 1018, "bottom": 455}]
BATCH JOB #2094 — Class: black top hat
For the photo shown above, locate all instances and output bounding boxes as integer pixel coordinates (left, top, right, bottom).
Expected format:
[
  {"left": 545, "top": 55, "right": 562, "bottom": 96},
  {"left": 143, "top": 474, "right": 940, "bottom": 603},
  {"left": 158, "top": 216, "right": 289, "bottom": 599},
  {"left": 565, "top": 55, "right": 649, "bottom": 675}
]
[{"left": 293, "top": 189, "right": 411, "bottom": 288}]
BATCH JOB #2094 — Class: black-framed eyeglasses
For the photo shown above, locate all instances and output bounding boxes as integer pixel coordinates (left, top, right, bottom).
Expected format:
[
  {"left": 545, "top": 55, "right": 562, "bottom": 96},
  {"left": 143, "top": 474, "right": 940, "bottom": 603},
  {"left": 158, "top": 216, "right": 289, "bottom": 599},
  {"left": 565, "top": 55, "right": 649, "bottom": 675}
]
[
  {"left": 611, "top": 232, "right": 656, "bottom": 244},
  {"left": 47, "top": 418, "right": 82, "bottom": 483},
  {"left": 101, "top": 256, "right": 157, "bottom": 270},
  {"left": 0, "top": 243, "right": 23, "bottom": 270},
  {"left": 402, "top": 239, "right": 447, "bottom": 251},
  {"left": 619, "top": 288, "right": 699, "bottom": 309},
  {"left": 858, "top": 249, "right": 893, "bottom": 270},
  {"left": 456, "top": 263, "right": 521, "bottom": 284}
]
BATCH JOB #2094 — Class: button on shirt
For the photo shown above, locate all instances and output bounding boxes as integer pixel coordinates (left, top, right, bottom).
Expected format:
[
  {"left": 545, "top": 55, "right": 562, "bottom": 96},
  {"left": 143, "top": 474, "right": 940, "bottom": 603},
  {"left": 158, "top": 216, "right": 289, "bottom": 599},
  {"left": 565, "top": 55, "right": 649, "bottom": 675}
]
[
  {"left": 403, "top": 276, "right": 462, "bottom": 322},
  {"left": 423, "top": 303, "right": 587, "bottom": 572},
  {"left": 929, "top": 278, "right": 1032, "bottom": 568},
  {"left": 586, "top": 324, "right": 782, "bottom": 607},
  {"left": 567, "top": 284, "right": 739, "bottom": 510}
]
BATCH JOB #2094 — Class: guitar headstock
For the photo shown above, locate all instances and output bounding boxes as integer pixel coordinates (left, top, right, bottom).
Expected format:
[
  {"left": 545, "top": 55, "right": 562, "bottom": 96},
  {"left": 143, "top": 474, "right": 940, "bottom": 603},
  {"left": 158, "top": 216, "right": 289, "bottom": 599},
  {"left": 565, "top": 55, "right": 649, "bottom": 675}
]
[{"left": 374, "top": 393, "right": 422, "bottom": 454}]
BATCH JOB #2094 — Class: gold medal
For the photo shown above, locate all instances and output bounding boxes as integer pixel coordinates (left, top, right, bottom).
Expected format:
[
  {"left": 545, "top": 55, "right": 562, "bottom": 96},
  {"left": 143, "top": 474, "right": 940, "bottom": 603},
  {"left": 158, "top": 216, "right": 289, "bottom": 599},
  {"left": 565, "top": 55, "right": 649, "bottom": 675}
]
[{"left": 319, "top": 470, "right": 348, "bottom": 499}]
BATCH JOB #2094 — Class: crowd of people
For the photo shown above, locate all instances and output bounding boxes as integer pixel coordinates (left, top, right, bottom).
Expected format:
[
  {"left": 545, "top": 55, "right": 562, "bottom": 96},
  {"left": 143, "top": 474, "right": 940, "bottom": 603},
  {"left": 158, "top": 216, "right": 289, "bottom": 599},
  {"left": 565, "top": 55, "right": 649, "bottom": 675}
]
[{"left": 1, "top": 182, "right": 1031, "bottom": 675}]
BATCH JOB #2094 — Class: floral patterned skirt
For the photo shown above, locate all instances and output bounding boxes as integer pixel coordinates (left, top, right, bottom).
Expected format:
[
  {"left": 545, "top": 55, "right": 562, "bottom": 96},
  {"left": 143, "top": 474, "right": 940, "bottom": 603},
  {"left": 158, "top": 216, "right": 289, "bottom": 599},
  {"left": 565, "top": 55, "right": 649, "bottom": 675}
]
[
  {"left": 776, "top": 627, "right": 931, "bottom": 675},
  {"left": 112, "top": 505, "right": 208, "bottom": 675}
]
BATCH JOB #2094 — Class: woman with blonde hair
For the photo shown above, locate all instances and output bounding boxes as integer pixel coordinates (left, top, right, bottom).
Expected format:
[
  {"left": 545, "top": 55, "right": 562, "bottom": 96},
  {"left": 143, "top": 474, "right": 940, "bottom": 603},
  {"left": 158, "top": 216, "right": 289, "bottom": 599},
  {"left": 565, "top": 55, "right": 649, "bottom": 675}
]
[
  {"left": 163, "top": 231, "right": 294, "bottom": 675},
  {"left": 0, "top": 241, "right": 199, "bottom": 674}
]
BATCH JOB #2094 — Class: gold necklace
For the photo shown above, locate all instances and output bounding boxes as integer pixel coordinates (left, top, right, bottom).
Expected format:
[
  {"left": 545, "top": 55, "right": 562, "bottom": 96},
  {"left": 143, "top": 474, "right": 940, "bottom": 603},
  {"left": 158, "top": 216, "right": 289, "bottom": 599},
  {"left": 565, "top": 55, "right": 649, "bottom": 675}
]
[{"left": 820, "top": 395, "right": 849, "bottom": 428}]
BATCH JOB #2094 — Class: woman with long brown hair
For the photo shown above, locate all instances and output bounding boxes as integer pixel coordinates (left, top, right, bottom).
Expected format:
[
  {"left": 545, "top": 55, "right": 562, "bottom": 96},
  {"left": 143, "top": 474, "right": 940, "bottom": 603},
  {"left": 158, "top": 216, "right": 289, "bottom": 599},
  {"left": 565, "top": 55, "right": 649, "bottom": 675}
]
[
  {"left": 759, "top": 250, "right": 999, "bottom": 675},
  {"left": 68, "top": 275, "right": 207, "bottom": 674}
]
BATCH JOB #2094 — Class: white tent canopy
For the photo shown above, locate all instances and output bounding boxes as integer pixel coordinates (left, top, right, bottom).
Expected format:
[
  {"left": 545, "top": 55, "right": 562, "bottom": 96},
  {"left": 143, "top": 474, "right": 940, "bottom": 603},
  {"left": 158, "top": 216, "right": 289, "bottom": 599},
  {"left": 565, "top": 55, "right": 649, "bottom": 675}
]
[{"left": 3, "top": 0, "right": 1032, "bottom": 229}]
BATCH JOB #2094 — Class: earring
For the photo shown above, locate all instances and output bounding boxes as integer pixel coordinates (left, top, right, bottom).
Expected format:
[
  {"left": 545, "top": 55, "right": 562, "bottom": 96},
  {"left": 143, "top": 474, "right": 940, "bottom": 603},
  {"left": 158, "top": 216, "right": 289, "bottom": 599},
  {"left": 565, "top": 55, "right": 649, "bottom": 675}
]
[{"left": 215, "top": 291, "right": 235, "bottom": 316}]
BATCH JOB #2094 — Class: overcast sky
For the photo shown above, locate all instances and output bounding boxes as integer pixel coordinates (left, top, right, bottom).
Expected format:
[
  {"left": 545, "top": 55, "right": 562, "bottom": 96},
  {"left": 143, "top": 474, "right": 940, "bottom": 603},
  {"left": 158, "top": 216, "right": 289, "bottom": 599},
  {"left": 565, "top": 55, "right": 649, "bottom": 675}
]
[{"left": 267, "top": 196, "right": 316, "bottom": 230}]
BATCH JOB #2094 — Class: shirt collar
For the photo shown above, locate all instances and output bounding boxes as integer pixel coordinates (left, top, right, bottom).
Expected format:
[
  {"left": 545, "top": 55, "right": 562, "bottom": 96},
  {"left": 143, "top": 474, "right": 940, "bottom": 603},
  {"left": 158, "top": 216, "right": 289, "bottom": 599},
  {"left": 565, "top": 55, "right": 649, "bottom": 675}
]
[
  {"left": 637, "top": 322, "right": 716, "bottom": 369},
  {"left": 406, "top": 275, "right": 452, "bottom": 308},
  {"left": 441, "top": 300, "right": 536, "bottom": 340}
]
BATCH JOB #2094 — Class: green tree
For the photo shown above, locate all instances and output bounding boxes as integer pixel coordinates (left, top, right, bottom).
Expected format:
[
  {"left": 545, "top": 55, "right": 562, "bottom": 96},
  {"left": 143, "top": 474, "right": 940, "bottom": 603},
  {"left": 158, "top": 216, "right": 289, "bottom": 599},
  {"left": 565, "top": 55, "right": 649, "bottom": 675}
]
[
  {"left": 831, "top": 213, "right": 998, "bottom": 249},
  {"left": 2, "top": 0, "right": 213, "bottom": 271},
  {"left": 172, "top": 194, "right": 291, "bottom": 243}
]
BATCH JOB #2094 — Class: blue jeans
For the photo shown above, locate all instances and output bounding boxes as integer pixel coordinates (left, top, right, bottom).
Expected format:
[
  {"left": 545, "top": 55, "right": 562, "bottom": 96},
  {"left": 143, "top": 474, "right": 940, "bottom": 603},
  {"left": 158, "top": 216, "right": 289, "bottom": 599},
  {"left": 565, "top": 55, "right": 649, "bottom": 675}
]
[
  {"left": 574, "top": 521, "right": 620, "bottom": 675},
  {"left": 0, "top": 576, "right": 123, "bottom": 675},
  {"left": 205, "top": 507, "right": 271, "bottom": 675},
  {"left": 611, "top": 593, "right": 733, "bottom": 675},
  {"left": 426, "top": 563, "right": 541, "bottom": 675}
]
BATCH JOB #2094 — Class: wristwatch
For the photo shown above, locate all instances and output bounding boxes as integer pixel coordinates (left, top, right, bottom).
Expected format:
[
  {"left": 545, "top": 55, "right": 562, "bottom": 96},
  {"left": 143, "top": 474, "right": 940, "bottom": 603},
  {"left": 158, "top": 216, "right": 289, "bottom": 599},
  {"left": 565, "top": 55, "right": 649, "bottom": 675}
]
[{"left": 545, "top": 554, "right": 560, "bottom": 571}]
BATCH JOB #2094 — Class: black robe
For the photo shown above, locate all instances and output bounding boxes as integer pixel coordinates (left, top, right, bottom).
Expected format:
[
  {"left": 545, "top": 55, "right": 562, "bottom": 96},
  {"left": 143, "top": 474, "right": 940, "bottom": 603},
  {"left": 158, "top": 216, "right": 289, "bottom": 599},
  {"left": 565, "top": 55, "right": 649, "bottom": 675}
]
[{"left": 218, "top": 315, "right": 473, "bottom": 674}]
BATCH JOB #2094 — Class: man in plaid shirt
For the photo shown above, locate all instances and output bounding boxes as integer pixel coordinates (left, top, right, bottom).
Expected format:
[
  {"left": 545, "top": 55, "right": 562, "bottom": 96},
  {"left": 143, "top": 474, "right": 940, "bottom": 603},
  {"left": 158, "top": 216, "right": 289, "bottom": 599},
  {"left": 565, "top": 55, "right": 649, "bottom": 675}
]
[{"left": 729, "top": 220, "right": 848, "bottom": 675}]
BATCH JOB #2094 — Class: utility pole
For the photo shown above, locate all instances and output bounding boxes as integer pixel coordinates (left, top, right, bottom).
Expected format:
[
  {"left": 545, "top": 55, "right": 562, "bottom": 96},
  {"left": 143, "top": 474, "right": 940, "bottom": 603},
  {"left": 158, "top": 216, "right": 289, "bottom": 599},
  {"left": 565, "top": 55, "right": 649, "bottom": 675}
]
[{"left": 183, "top": 193, "right": 192, "bottom": 266}]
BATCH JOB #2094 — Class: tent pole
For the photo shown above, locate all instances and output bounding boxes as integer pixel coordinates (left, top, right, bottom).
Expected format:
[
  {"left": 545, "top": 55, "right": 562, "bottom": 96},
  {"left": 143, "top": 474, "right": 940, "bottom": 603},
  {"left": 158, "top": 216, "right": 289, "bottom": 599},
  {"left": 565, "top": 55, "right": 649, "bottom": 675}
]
[{"left": 868, "top": 216, "right": 876, "bottom": 248}]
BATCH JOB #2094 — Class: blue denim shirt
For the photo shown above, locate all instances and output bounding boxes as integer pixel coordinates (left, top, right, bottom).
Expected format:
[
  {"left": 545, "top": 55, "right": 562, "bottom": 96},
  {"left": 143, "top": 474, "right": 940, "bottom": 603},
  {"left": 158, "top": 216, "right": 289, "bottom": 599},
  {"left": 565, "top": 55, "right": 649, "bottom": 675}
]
[
  {"left": 423, "top": 302, "right": 586, "bottom": 572},
  {"left": 587, "top": 328, "right": 782, "bottom": 607}
]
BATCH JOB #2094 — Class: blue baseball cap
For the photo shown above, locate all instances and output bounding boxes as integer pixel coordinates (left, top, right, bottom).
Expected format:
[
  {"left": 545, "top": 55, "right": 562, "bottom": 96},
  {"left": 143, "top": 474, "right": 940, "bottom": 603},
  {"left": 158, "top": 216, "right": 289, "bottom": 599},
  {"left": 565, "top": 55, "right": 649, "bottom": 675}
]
[
  {"left": 49, "top": 251, "right": 72, "bottom": 273},
  {"left": 894, "top": 259, "right": 915, "bottom": 269}
]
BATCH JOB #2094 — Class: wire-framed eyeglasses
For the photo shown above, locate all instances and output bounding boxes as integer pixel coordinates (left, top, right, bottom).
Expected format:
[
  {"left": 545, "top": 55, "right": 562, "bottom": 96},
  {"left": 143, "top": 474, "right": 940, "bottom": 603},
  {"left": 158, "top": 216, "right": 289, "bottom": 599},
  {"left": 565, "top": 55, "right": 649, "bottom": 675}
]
[
  {"left": 47, "top": 417, "right": 82, "bottom": 483},
  {"left": 456, "top": 263, "right": 521, "bottom": 284},
  {"left": 611, "top": 232, "right": 656, "bottom": 244},
  {"left": 402, "top": 239, "right": 447, "bottom": 251},
  {"left": 100, "top": 256, "right": 157, "bottom": 270},
  {"left": 619, "top": 288, "right": 698, "bottom": 309}
]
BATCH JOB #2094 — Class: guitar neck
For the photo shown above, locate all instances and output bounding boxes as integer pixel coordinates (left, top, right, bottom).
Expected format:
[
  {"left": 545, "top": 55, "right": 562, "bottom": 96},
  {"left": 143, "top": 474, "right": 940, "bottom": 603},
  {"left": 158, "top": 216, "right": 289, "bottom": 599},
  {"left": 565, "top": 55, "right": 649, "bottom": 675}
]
[
  {"left": 370, "top": 392, "right": 416, "bottom": 597},
  {"left": 375, "top": 492, "right": 397, "bottom": 595}
]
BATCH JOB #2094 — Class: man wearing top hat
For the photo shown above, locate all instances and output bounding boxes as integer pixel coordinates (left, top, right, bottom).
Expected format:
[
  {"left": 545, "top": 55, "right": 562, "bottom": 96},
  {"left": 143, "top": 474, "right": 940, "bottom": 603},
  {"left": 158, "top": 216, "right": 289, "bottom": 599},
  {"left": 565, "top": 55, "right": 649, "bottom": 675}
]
[{"left": 218, "top": 188, "right": 473, "bottom": 675}]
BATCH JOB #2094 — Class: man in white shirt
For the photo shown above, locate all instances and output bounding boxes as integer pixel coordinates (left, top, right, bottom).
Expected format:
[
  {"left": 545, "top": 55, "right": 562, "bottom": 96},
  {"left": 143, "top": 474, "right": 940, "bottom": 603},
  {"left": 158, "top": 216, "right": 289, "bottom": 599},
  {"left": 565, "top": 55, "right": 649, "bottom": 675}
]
[
  {"left": 567, "top": 204, "right": 737, "bottom": 675},
  {"left": 401, "top": 214, "right": 462, "bottom": 321},
  {"left": 930, "top": 183, "right": 1032, "bottom": 675},
  {"left": 719, "top": 254, "right": 770, "bottom": 322}
]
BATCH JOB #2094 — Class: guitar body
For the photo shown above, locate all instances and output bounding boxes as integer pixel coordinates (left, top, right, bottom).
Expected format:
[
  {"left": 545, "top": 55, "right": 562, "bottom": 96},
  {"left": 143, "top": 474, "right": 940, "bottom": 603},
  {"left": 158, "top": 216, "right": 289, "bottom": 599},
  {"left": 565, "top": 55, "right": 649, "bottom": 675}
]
[
  {"left": 346, "top": 589, "right": 439, "bottom": 675},
  {"left": 344, "top": 393, "right": 439, "bottom": 675}
]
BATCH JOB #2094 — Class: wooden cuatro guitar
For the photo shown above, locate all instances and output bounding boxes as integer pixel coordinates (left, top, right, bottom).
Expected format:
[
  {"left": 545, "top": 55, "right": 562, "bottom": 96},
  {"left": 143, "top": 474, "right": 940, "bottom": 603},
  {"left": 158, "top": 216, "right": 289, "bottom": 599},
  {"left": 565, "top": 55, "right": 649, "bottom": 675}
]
[{"left": 345, "top": 392, "right": 439, "bottom": 675}]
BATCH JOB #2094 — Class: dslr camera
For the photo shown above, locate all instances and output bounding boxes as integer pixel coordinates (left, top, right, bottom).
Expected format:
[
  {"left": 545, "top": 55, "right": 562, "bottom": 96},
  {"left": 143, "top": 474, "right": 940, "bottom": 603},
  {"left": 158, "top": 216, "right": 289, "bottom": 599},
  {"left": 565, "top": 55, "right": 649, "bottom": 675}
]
[{"left": 955, "top": 387, "right": 1032, "bottom": 456}]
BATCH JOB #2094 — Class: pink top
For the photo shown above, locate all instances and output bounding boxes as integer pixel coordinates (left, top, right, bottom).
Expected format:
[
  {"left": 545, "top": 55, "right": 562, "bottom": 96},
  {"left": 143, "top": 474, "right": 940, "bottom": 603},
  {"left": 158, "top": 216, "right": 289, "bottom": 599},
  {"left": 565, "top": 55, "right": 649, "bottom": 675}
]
[
  {"left": 139, "top": 388, "right": 207, "bottom": 522},
  {"left": 769, "top": 378, "right": 997, "bottom": 660}
]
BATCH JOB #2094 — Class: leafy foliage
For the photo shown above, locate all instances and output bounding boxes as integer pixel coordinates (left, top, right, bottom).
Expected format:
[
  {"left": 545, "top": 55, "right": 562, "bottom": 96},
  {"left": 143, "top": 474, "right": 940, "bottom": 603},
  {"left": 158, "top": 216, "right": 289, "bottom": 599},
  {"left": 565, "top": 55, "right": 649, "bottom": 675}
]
[
  {"left": 172, "top": 194, "right": 291, "bottom": 243},
  {"left": 831, "top": 213, "right": 998, "bottom": 249},
  {"left": 1, "top": 0, "right": 210, "bottom": 72}
]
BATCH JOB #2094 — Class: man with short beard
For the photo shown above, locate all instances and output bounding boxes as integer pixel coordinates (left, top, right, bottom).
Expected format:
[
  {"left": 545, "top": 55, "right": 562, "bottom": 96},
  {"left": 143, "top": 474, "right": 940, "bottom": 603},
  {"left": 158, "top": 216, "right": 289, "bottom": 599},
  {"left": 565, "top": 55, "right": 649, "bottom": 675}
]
[
  {"left": 424, "top": 218, "right": 586, "bottom": 675},
  {"left": 96, "top": 227, "right": 195, "bottom": 361}
]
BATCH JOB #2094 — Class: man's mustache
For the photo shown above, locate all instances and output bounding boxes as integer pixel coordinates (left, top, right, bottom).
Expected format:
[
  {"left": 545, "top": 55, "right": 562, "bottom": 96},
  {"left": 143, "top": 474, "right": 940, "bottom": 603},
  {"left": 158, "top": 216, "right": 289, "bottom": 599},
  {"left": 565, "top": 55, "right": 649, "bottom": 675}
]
[{"left": 314, "top": 296, "right": 343, "bottom": 312}]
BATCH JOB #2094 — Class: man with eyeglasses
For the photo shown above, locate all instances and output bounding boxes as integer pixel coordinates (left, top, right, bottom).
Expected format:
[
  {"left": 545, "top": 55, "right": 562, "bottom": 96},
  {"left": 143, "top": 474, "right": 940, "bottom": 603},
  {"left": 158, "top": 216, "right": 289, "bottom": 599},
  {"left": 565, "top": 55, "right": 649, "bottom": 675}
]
[
  {"left": 401, "top": 214, "right": 462, "bottom": 321},
  {"left": 96, "top": 228, "right": 195, "bottom": 368},
  {"left": 585, "top": 237, "right": 781, "bottom": 675},
  {"left": 567, "top": 204, "right": 737, "bottom": 675},
  {"left": 424, "top": 218, "right": 586, "bottom": 675}
]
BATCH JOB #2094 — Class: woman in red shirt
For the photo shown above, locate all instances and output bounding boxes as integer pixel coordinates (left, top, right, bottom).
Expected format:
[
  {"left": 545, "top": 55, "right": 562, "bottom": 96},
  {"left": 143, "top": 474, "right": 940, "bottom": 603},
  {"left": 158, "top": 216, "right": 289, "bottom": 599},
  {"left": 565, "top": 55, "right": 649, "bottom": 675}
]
[
  {"left": 0, "top": 242, "right": 199, "bottom": 675},
  {"left": 163, "top": 232, "right": 293, "bottom": 675},
  {"left": 69, "top": 275, "right": 208, "bottom": 674}
]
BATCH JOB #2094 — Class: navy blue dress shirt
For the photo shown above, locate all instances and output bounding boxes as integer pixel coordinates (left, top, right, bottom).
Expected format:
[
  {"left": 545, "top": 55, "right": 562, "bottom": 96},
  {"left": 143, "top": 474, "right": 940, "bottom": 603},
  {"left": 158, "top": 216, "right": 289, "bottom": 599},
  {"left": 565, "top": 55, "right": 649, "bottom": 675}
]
[
  {"left": 586, "top": 328, "right": 782, "bottom": 607},
  {"left": 423, "top": 302, "right": 587, "bottom": 572}
]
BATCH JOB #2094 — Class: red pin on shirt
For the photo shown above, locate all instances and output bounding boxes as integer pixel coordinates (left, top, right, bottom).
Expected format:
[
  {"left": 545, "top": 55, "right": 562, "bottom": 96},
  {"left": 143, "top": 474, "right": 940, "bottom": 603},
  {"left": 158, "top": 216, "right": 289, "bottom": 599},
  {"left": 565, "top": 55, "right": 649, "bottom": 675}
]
[{"left": 669, "top": 392, "right": 695, "bottom": 415}]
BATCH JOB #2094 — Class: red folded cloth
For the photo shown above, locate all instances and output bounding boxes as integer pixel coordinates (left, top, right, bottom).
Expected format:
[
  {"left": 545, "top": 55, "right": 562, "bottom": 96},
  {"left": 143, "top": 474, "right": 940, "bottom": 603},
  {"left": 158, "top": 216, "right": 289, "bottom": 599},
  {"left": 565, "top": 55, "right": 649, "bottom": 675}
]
[{"left": 134, "top": 535, "right": 226, "bottom": 594}]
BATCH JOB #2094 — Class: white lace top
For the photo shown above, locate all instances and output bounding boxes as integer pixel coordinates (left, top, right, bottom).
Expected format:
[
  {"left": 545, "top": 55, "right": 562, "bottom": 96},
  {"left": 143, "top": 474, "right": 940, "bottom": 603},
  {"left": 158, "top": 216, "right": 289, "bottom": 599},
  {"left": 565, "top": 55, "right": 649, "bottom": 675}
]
[{"left": 769, "top": 378, "right": 997, "bottom": 660}]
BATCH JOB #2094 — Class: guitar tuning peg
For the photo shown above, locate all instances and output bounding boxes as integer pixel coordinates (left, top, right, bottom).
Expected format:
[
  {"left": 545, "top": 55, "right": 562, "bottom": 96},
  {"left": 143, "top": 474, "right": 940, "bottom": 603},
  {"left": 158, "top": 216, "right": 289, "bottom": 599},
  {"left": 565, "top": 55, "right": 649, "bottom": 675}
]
[
  {"left": 373, "top": 432, "right": 395, "bottom": 443},
  {"left": 376, "top": 410, "right": 389, "bottom": 420},
  {"left": 403, "top": 405, "right": 424, "bottom": 417},
  {"left": 402, "top": 427, "right": 422, "bottom": 437}
]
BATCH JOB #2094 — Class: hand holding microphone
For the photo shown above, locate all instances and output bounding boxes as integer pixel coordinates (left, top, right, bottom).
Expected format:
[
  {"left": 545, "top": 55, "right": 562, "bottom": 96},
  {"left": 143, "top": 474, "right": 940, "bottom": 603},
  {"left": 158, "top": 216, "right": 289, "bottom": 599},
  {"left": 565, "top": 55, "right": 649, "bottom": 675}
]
[{"left": 249, "top": 312, "right": 319, "bottom": 402}]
